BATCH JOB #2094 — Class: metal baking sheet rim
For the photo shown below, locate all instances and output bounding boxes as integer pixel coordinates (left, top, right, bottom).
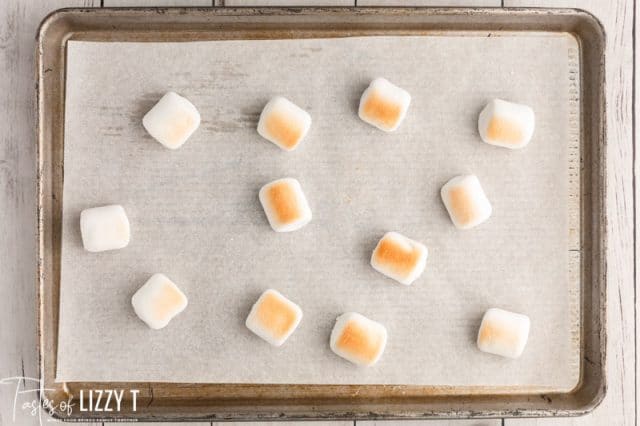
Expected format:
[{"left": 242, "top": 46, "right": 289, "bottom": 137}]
[{"left": 36, "top": 7, "right": 607, "bottom": 421}]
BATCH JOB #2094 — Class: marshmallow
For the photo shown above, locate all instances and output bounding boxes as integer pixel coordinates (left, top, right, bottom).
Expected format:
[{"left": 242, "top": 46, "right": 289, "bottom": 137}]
[
  {"left": 245, "top": 289, "right": 303, "bottom": 347},
  {"left": 80, "top": 204, "right": 130, "bottom": 252},
  {"left": 477, "top": 308, "right": 530, "bottom": 359},
  {"left": 478, "top": 99, "right": 535, "bottom": 149},
  {"left": 142, "top": 91, "right": 200, "bottom": 149},
  {"left": 441, "top": 175, "right": 492, "bottom": 230},
  {"left": 358, "top": 78, "right": 411, "bottom": 132},
  {"left": 371, "top": 232, "right": 428, "bottom": 285},
  {"left": 259, "top": 178, "right": 312, "bottom": 232},
  {"left": 257, "top": 96, "right": 311, "bottom": 151},
  {"left": 330, "top": 312, "right": 387, "bottom": 367},
  {"left": 132, "top": 273, "right": 188, "bottom": 330}
]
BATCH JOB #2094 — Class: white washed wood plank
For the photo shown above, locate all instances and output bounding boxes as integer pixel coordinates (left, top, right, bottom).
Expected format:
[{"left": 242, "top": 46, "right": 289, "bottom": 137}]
[
  {"left": 98, "top": 422, "right": 352, "bottom": 425},
  {"left": 121, "top": 422, "right": 209, "bottom": 425},
  {"left": 0, "top": 3, "right": 101, "bottom": 426},
  {"left": 225, "top": 0, "right": 355, "bottom": 6},
  {"left": 357, "top": 0, "right": 500, "bottom": 6},
  {"left": 503, "top": 0, "right": 635, "bottom": 425},
  {"left": 105, "top": 0, "right": 212, "bottom": 6},
  {"left": 213, "top": 422, "right": 353, "bottom": 426},
  {"left": 359, "top": 420, "right": 502, "bottom": 425},
  {"left": 636, "top": 0, "right": 640, "bottom": 423}
]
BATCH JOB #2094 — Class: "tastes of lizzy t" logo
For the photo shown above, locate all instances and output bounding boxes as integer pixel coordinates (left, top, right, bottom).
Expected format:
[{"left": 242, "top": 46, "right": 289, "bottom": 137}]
[{"left": 0, "top": 376, "right": 139, "bottom": 424}]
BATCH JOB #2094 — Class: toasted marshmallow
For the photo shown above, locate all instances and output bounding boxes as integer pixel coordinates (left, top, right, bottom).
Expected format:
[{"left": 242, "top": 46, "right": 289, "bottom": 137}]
[
  {"left": 132, "top": 273, "right": 188, "bottom": 330},
  {"left": 142, "top": 91, "right": 200, "bottom": 150},
  {"left": 259, "top": 178, "right": 312, "bottom": 232},
  {"left": 330, "top": 312, "right": 387, "bottom": 366},
  {"left": 80, "top": 204, "right": 130, "bottom": 252},
  {"left": 371, "top": 232, "right": 428, "bottom": 285},
  {"left": 477, "top": 308, "right": 530, "bottom": 359},
  {"left": 358, "top": 78, "right": 411, "bottom": 132},
  {"left": 441, "top": 175, "right": 492, "bottom": 230},
  {"left": 257, "top": 96, "right": 311, "bottom": 151},
  {"left": 246, "top": 289, "right": 303, "bottom": 346},
  {"left": 478, "top": 99, "right": 535, "bottom": 149}
]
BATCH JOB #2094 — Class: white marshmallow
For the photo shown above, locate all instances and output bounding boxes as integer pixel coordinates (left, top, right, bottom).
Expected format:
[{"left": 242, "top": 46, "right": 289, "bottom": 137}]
[
  {"left": 441, "top": 175, "right": 492, "bottom": 230},
  {"left": 478, "top": 99, "right": 535, "bottom": 149},
  {"left": 259, "top": 178, "right": 312, "bottom": 232},
  {"left": 330, "top": 312, "right": 387, "bottom": 367},
  {"left": 245, "top": 289, "right": 303, "bottom": 347},
  {"left": 257, "top": 96, "right": 311, "bottom": 151},
  {"left": 132, "top": 273, "right": 188, "bottom": 330},
  {"left": 370, "top": 232, "right": 428, "bottom": 285},
  {"left": 142, "top": 91, "right": 200, "bottom": 149},
  {"left": 80, "top": 204, "right": 130, "bottom": 252},
  {"left": 358, "top": 78, "right": 411, "bottom": 132},
  {"left": 477, "top": 308, "right": 530, "bottom": 359}
]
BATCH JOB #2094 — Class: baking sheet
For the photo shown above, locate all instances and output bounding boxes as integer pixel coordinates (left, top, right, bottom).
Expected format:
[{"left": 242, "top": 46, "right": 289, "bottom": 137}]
[{"left": 57, "top": 35, "right": 579, "bottom": 389}]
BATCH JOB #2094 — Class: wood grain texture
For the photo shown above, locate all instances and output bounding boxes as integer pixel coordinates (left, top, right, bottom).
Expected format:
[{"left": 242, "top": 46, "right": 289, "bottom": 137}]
[
  {"left": 0, "top": 1, "right": 100, "bottom": 425},
  {"left": 128, "top": 423, "right": 210, "bottom": 425},
  {"left": 636, "top": 0, "right": 640, "bottom": 423},
  {"left": 86, "top": 421, "right": 352, "bottom": 425},
  {"left": 224, "top": 0, "right": 354, "bottom": 6},
  {"left": 117, "top": 419, "right": 352, "bottom": 424},
  {"left": 105, "top": 0, "right": 213, "bottom": 6},
  {"left": 0, "top": 1, "right": 101, "bottom": 425},
  {"left": 359, "top": 420, "right": 501, "bottom": 425},
  {"left": 212, "top": 422, "right": 353, "bottom": 426},
  {"left": 503, "top": 0, "right": 636, "bottom": 426},
  {"left": 357, "top": 0, "right": 500, "bottom": 6}
]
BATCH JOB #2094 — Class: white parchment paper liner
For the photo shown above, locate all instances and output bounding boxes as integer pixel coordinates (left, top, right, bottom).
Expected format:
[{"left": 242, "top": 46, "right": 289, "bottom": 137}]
[{"left": 57, "top": 36, "right": 579, "bottom": 389}]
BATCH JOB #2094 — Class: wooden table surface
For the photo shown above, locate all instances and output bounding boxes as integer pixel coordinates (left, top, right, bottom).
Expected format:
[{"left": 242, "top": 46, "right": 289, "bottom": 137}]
[{"left": 0, "top": 0, "right": 633, "bottom": 425}]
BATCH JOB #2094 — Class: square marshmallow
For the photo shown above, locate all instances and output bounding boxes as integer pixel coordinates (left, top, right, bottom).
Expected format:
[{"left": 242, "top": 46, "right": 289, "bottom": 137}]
[
  {"left": 246, "top": 289, "right": 303, "bottom": 346},
  {"left": 371, "top": 232, "right": 428, "bottom": 285},
  {"left": 257, "top": 96, "right": 311, "bottom": 151},
  {"left": 477, "top": 308, "right": 530, "bottom": 359},
  {"left": 478, "top": 99, "right": 535, "bottom": 149},
  {"left": 441, "top": 175, "right": 492, "bottom": 230},
  {"left": 80, "top": 204, "right": 130, "bottom": 252},
  {"left": 132, "top": 273, "right": 188, "bottom": 330},
  {"left": 259, "top": 177, "right": 312, "bottom": 232},
  {"left": 330, "top": 312, "right": 387, "bottom": 367},
  {"left": 142, "top": 91, "right": 200, "bottom": 150},
  {"left": 358, "top": 78, "right": 411, "bottom": 132}
]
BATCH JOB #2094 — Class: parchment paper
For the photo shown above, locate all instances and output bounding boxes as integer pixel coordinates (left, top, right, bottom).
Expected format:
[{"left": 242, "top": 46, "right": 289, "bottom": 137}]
[{"left": 57, "top": 35, "right": 580, "bottom": 389}]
